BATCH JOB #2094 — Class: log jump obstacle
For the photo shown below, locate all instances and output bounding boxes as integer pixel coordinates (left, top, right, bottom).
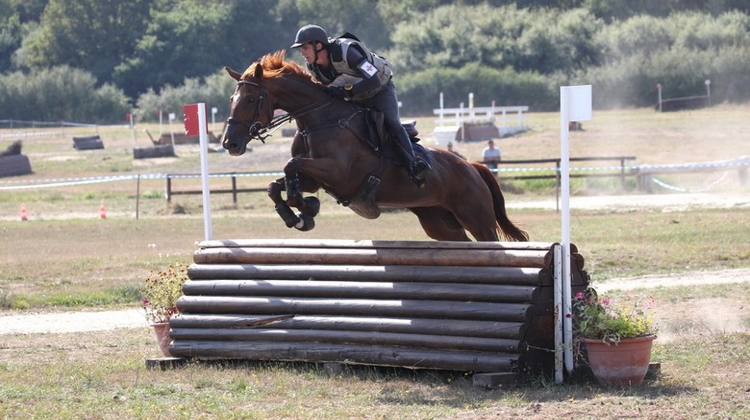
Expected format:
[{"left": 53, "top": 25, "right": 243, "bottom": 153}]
[{"left": 169, "top": 239, "right": 589, "bottom": 379}]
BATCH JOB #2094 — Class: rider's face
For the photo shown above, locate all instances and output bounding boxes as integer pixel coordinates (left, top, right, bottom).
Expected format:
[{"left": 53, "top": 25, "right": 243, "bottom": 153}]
[{"left": 299, "top": 43, "right": 317, "bottom": 64}]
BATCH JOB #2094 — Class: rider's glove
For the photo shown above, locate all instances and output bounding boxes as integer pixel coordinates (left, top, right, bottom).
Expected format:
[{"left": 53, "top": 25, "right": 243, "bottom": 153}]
[{"left": 325, "top": 86, "right": 348, "bottom": 100}]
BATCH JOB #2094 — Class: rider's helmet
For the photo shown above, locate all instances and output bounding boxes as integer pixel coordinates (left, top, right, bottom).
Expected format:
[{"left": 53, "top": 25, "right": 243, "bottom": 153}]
[{"left": 291, "top": 25, "right": 329, "bottom": 48}]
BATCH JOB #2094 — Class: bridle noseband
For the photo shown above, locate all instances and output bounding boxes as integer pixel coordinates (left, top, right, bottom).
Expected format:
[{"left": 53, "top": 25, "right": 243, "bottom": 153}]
[{"left": 225, "top": 79, "right": 335, "bottom": 143}]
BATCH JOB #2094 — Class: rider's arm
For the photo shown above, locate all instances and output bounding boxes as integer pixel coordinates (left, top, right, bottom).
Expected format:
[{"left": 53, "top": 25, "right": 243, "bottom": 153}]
[{"left": 343, "top": 46, "right": 383, "bottom": 98}]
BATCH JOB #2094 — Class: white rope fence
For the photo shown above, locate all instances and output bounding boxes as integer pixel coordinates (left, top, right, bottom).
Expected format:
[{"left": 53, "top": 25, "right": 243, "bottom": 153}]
[{"left": 1, "top": 157, "right": 747, "bottom": 192}]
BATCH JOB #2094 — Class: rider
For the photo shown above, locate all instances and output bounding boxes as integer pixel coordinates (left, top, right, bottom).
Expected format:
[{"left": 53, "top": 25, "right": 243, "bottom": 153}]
[{"left": 290, "top": 24, "right": 431, "bottom": 186}]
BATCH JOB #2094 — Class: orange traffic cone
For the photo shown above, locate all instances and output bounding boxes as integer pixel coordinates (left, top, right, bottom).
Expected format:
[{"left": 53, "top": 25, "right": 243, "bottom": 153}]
[
  {"left": 20, "top": 203, "right": 28, "bottom": 221},
  {"left": 99, "top": 200, "right": 107, "bottom": 219}
]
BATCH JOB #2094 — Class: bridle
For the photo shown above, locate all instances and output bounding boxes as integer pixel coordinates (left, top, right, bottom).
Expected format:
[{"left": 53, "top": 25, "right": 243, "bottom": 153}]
[
  {"left": 225, "top": 80, "right": 276, "bottom": 143},
  {"left": 225, "top": 79, "right": 335, "bottom": 143}
]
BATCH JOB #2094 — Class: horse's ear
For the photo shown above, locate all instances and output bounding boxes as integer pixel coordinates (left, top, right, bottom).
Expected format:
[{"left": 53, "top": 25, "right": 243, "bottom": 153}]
[
  {"left": 225, "top": 66, "right": 242, "bottom": 81},
  {"left": 253, "top": 61, "right": 263, "bottom": 79}
]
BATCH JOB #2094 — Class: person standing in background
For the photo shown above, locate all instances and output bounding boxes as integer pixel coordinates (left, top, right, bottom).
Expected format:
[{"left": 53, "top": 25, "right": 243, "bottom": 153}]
[{"left": 482, "top": 139, "right": 501, "bottom": 169}]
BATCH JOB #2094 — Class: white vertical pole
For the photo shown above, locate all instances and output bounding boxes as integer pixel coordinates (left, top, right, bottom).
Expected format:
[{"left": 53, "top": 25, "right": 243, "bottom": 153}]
[
  {"left": 559, "top": 87, "right": 574, "bottom": 374},
  {"left": 130, "top": 113, "right": 136, "bottom": 148},
  {"left": 459, "top": 102, "right": 465, "bottom": 141},
  {"left": 469, "top": 92, "right": 475, "bottom": 121},
  {"left": 439, "top": 92, "right": 444, "bottom": 126},
  {"left": 553, "top": 244, "right": 564, "bottom": 384},
  {"left": 657, "top": 84, "right": 663, "bottom": 112},
  {"left": 169, "top": 113, "right": 175, "bottom": 146},
  {"left": 197, "top": 102, "right": 213, "bottom": 241}
]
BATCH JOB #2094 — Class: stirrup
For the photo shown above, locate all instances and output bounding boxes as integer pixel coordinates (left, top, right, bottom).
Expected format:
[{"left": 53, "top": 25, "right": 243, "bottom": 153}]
[{"left": 412, "top": 160, "right": 431, "bottom": 181}]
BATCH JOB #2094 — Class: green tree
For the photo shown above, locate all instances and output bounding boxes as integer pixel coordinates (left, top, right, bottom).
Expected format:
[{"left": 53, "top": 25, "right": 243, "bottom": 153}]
[
  {"left": 135, "top": 70, "right": 237, "bottom": 122},
  {"left": 115, "top": 0, "right": 288, "bottom": 99},
  {"left": 0, "top": 66, "right": 130, "bottom": 122},
  {"left": 288, "top": 0, "right": 391, "bottom": 50},
  {"left": 0, "top": 3, "right": 23, "bottom": 72},
  {"left": 388, "top": 4, "right": 603, "bottom": 76},
  {"left": 18, "top": 0, "right": 151, "bottom": 85}
]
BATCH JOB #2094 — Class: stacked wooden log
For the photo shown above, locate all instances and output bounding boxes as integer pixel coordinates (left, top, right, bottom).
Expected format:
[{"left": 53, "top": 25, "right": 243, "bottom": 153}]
[
  {"left": 72, "top": 135, "right": 104, "bottom": 150},
  {"left": 133, "top": 144, "right": 175, "bottom": 159},
  {"left": 170, "top": 239, "right": 589, "bottom": 375}
]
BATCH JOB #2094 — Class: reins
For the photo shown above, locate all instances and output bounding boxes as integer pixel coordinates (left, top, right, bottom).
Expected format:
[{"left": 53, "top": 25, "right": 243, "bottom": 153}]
[{"left": 226, "top": 79, "right": 335, "bottom": 143}]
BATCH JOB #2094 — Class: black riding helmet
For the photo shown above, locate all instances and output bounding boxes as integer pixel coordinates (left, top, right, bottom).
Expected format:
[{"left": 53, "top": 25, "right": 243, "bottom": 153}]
[{"left": 291, "top": 24, "right": 329, "bottom": 48}]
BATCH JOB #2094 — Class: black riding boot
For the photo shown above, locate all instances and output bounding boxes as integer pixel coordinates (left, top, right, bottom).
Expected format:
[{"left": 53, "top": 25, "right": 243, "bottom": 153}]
[{"left": 393, "top": 130, "right": 431, "bottom": 185}]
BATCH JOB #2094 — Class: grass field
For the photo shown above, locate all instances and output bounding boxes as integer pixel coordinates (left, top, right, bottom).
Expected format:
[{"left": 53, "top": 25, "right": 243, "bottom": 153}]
[{"left": 1, "top": 105, "right": 749, "bottom": 418}]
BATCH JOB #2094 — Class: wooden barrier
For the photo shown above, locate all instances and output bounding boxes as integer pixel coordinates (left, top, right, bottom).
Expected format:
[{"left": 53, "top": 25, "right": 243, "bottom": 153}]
[
  {"left": 170, "top": 239, "right": 589, "bottom": 377},
  {"left": 72, "top": 135, "right": 104, "bottom": 150},
  {"left": 0, "top": 154, "right": 32, "bottom": 177},
  {"left": 133, "top": 144, "right": 175, "bottom": 159},
  {"left": 165, "top": 173, "right": 266, "bottom": 204}
]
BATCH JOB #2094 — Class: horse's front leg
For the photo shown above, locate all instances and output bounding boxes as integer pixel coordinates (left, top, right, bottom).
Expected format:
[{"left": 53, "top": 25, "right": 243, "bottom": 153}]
[
  {"left": 268, "top": 172, "right": 321, "bottom": 231},
  {"left": 268, "top": 177, "right": 302, "bottom": 229}
]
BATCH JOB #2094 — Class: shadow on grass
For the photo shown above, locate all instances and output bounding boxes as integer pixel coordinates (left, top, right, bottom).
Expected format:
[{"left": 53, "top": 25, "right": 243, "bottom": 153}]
[{"left": 146, "top": 357, "right": 697, "bottom": 408}]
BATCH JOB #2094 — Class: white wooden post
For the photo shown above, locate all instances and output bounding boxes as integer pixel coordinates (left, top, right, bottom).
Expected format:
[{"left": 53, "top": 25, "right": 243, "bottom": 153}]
[{"left": 557, "top": 85, "right": 592, "bottom": 383}]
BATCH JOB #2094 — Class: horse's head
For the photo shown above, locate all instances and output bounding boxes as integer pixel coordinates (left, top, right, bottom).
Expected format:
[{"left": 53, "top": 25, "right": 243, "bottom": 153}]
[{"left": 222, "top": 64, "right": 274, "bottom": 156}]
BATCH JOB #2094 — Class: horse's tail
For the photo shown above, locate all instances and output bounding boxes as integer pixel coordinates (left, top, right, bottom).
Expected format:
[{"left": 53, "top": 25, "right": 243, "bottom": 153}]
[{"left": 471, "top": 162, "right": 529, "bottom": 242}]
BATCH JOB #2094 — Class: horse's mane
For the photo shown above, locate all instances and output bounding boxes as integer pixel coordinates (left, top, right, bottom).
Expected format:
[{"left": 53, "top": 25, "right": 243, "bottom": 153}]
[{"left": 242, "top": 50, "right": 314, "bottom": 83}]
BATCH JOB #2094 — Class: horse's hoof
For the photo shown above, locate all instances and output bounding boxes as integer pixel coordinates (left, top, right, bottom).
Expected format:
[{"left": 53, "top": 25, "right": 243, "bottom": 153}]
[
  {"left": 295, "top": 213, "right": 315, "bottom": 231},
  {"left": 302, "top": 197, "right": 321, "bottom": 217}
]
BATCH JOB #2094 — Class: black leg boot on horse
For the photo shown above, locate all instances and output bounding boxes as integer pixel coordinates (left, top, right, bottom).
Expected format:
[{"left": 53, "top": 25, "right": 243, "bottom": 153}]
[{"left": 392, "top": 127, "right": 431, "bottom": 188}]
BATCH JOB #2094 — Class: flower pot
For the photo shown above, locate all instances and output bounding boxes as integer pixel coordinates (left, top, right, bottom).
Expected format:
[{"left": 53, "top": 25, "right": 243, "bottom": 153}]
[
  {"left": 582, "top": 334, "right": 657, "bottom": 386},
  {"left": 151, "top": 322, "right": 172, "bottom": 357}
]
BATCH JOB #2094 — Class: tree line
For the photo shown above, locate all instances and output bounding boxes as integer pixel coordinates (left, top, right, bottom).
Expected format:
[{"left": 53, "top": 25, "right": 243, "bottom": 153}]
[{"left": 1, "top": 0, "right": 749, "bottom": 122}]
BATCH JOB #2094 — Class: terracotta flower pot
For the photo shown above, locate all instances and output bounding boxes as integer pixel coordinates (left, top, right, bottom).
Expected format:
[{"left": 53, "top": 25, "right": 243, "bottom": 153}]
[
  {"left": 151, "top": 322, "right": 172, "bottom": 357},
  {"left": 582, "top": 334, "right": 657, "bottom": 386}
]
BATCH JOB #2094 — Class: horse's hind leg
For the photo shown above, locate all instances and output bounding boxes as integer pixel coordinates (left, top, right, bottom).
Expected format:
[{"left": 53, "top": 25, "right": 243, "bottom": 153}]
[
  {"left": 445, "top": 200, "right": 502, "bottom": 242},
  {"left": 410, "top": 207, "right": 472, "bottom": 241}
]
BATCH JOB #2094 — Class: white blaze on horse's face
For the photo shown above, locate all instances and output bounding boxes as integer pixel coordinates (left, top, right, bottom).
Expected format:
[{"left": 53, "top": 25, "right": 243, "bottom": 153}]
[
  {"left": 230, "top": 91, "right": 241, "bottom": 106},
  {"left": 234, "top": 84, "right": 260, "bottom": 122}
]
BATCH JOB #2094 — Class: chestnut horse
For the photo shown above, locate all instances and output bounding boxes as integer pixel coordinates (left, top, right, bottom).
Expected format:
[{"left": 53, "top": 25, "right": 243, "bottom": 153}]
[{"left": 222, "top": 51, "right": 527, "bottom": 242}]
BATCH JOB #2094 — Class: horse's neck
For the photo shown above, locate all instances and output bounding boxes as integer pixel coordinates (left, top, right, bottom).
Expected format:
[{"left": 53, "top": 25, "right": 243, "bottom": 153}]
[{"left": 270, "top": 77, "right": 348, "bottom": 126}]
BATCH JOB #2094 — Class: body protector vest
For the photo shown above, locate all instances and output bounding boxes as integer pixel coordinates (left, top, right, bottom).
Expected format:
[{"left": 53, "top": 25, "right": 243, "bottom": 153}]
[{"left": 309, "top": 38, "right": 393, "bottom": 101}]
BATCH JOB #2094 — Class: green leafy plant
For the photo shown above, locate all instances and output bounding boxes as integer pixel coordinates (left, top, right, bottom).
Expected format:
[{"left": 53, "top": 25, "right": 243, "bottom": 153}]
[
  {"left": 141, "top": 262, "right": 189, "bottom": 324},
  {"left": 572, "top": 288, "right": 656, "bottom": 344}
]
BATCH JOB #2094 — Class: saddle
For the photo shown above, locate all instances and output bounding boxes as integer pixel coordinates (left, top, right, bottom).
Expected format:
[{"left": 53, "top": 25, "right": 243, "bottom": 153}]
[{"left": 362, "top": 110, "right": 429, "bottom": 164}]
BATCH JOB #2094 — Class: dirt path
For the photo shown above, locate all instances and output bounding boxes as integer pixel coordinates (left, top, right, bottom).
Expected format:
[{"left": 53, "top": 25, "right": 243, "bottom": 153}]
[{"left": 1, "top": 267, "right": 747, "bottom": 335}]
